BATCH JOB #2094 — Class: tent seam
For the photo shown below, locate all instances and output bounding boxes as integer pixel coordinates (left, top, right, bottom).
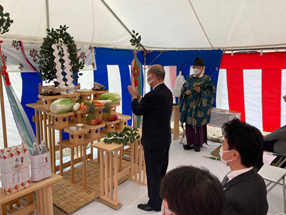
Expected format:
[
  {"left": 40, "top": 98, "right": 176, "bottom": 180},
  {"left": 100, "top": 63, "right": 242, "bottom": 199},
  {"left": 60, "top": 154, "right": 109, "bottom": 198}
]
[{"left": 188, "top": 0, "right": 214, "bottom": 49}]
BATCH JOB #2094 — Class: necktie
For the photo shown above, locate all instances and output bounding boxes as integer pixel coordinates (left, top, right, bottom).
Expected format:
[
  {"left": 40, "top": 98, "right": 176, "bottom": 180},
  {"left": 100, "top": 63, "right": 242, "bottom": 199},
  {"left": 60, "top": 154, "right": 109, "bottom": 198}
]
[{"left": 222, "top": 175, "right": 229, "bottom": 185}]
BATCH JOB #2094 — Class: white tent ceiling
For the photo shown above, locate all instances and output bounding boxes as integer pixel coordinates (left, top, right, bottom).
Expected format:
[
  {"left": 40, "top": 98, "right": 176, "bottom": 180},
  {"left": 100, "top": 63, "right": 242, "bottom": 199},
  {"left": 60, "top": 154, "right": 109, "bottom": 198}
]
[{"left": 0, "top": 0, "right": 286, "bottom": 50}]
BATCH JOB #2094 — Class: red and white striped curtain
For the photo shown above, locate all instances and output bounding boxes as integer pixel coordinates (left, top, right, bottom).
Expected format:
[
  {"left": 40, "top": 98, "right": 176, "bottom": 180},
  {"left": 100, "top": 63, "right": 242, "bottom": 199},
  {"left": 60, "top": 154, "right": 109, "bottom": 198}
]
[{"left": 216, "top": 52, "right": 286, "bottom": 132}]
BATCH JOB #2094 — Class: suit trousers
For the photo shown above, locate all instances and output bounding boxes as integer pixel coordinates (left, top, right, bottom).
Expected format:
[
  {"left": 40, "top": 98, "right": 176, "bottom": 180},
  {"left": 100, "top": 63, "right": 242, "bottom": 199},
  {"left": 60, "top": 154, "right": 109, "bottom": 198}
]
[{"left": 144, "top": 145, "right": 170, "bottom": 211}]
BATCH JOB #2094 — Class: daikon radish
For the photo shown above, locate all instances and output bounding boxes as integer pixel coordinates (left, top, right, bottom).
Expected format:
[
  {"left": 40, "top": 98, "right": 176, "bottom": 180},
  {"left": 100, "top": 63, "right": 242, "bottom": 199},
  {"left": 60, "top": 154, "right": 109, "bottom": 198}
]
[{"left": 94, "top": 99, "right": 112, "bottom": 104}]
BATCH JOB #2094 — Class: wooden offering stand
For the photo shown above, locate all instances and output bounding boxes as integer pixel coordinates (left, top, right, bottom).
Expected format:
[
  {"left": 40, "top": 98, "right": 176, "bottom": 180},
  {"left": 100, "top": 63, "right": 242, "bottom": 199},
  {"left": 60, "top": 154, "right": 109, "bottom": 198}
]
[
  {"left": 84, "top": 123, "right": 105, "bottom": 140},
  {"left": 74, "top": 109, "right": 88, "bottom": 123},
  {"left": 94, "top": 106, "right": 104, "bottom": 119},
  {"left": 92, "top": 128, "right": 146, "bottom": 209},
  {"left": 62, "top": 92, "right": 79, "bottom": 102},
  {"left": 93, "top": 90, "right": 108, "bottom": 100},
  {"left": 0, "top": 174, "right": 62, "bottom": 215},
  {"left": 58, "top": 127, "right": 92, "bottom": 190},
  {"left": 38, "top": 94, "right": 62, "bottom": 110},
  {"left": 115, "top": 115, "right": 132, "bottom": 132},
  {"left": 109, "top": 103, "right": 120, "bottom": 116},
  {"left": 26, "top": 84, "right": 140, "bottom": 202},
  {"left": 78, "top": 91, "right": 93, "bottom": 101},
  {"left": 102, "top": 120, "right": 120, "bottom": 134},
  {"left": 93, "top": 141, "right": 123, "bottom": 209},
  {"left": 172, "top": 105, "right": 180, "bottom": 140}
]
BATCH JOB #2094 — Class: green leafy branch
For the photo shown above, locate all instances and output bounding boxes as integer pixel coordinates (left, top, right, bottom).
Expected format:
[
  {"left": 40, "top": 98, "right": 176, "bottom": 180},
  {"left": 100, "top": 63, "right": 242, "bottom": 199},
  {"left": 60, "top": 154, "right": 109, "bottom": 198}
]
[
  {"left": 129, "top": 30, "right": 143, "bottom": 50},
  {"left": 104, "top": 127, "right": 141, "bottom": 146},
  {"left": 38, "top": 25, "right": 84, "bottom": 87},
  {"left": 0, "top": 5, "right": 13, "bottom": 34}
]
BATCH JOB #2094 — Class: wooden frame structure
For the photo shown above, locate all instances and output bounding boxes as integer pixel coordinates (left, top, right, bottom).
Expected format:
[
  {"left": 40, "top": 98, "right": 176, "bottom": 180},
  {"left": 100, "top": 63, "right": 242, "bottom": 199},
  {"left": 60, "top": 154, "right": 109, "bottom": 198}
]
[
  {"left": 0, "top": 174, "right": 62, "bottom": 215},
  {"left": 26, "top": 84, "right": 141, "bottom": 195},
  {"left": 92, "top": 128, "right": 146, "bottom": 209}
]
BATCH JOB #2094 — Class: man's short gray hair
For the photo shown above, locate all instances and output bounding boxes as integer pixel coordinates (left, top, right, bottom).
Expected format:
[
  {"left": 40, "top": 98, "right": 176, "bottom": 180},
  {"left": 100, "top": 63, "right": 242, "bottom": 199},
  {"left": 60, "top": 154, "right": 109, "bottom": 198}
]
[{"left": 149, "top": 64, "right": 165, "bottom": 80}]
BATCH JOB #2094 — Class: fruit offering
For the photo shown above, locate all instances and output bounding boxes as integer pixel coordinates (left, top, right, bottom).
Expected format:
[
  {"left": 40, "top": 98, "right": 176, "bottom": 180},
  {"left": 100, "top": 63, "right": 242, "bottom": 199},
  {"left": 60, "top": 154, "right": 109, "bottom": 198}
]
[
  {"left": 97, "top": 118, "right": 103, "bottom": 124},
  {"left": 102, "top": 103, "right": 111, "bottom": 121},
  {"left": 86, "top": 102, "right": 96, "bottom": 125},
  {"left": 106, "top": 114, "right": 118, "bottom": 122},
  {"left": 89, "top": 118, "right": 103, "bottom": 126},
  {"left": 90, "top": 119, "right": 97, "bottom": 126},
  {"left": 107, "top": 115, "right": 114, "bottom": 122}
]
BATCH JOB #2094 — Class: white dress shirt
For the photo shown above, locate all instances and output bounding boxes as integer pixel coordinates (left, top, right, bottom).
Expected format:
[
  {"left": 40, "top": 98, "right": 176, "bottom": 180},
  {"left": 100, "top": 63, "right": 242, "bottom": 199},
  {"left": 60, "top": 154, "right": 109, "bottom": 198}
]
[{"left": 226, "top": 167, "right": 253, "bottom": 183}]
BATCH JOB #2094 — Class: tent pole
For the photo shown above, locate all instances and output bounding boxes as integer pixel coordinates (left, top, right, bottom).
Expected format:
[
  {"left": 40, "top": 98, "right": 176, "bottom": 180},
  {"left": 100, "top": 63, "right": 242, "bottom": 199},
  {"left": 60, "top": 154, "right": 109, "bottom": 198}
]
[
  {"left": 45, "top": 0, "right": 50, "bottom": 29},
  {"left": 225, "top": 46, "right": 286, "bottom": 52},
  {"left": 143, "top": 50, "right": 147, "bottom": 95},
  {"left": 188, "top": 0, "right": 213, "bottom": 49},
  {"left": 101, "top": 0, "right": 147, "bottom": 50},
  {"left": 101, "top": 0, "right": 132, "bottom": 36},
  {"left": 0, "top": 72, "right": 8, "bottom": 148}
]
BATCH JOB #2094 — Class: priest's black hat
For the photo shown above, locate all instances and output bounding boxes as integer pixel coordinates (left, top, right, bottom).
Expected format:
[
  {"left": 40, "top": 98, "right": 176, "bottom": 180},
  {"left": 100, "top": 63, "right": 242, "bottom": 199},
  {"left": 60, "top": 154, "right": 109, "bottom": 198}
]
[{"left": 193, "top": 57, "right": 204, "bottom": 67}]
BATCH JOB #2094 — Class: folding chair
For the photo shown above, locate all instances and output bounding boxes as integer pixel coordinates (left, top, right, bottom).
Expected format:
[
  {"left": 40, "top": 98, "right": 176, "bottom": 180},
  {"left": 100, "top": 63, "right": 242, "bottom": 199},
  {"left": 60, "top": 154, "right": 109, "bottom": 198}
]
[{"left": 258, "top": 164, "right": 286, "bottom": 213}]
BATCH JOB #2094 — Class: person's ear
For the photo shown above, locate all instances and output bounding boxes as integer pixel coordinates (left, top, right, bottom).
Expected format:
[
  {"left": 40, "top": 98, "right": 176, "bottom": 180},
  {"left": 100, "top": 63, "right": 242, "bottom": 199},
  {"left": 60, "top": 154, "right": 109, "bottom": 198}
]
[{"left": 232, "top": 150, "right": 240, "bottom": 161}]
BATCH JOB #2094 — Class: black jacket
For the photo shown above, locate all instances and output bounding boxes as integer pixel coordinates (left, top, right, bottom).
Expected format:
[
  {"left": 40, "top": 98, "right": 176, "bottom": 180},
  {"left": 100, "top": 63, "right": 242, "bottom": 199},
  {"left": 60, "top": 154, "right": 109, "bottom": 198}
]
[
  {"left": 131, "top": 83, "right": 173, "bottom": 150},
  {"left": 222, "top": 169, "right": 268, "bottom": 215}
]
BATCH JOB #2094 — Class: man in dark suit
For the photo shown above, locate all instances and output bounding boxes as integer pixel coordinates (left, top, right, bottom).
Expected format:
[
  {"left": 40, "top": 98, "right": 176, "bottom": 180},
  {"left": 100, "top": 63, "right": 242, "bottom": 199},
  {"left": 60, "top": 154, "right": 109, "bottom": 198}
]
[
  {"left": 128, "top": 64, "right": 173, "bottom": 212},
  {"left": 220, "top": 118, "right": 268, "bottom": 215}
]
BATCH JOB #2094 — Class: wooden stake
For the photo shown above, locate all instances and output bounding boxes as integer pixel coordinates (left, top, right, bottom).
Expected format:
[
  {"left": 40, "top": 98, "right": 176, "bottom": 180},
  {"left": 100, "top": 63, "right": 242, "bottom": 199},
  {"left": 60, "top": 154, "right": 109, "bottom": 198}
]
[
  {"left": 0, "top": 73, "right": 7, "bottom": 148},
  {"left": 83, "top": 144, "right": 87, "bottom": 189}
]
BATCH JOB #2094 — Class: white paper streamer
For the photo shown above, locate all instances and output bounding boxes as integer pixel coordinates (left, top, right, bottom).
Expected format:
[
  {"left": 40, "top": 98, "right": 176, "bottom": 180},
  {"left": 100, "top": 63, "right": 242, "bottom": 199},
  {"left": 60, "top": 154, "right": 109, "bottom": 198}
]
[
  {"left": 62, "top": 45, "right": 73, "bottom": 85},
  {"left": 52, "top": 44, "right": 64, "bottom": 86},
  {"left": 52, "top": 44, "right": 75, "bottom": 86}
]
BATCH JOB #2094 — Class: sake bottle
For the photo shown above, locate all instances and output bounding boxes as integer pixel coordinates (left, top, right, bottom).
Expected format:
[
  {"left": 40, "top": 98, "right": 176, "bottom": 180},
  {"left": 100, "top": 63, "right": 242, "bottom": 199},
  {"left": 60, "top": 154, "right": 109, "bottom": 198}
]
[
  {"left": 32, "top": 142, "right": 40, "bottom": 156},
  {"left": 40, "top": 140, "right": 48, "bottom": 154}
]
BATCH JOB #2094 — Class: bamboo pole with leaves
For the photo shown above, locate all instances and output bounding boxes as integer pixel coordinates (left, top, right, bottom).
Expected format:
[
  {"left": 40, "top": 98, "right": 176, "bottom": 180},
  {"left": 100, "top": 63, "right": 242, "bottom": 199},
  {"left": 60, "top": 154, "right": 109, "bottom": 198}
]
[
  {"left": 130, "top": 30, "right": 143, "bottom": 89},
  {"left": 0, "top": 5, "right": 13, "bottom": 148}
]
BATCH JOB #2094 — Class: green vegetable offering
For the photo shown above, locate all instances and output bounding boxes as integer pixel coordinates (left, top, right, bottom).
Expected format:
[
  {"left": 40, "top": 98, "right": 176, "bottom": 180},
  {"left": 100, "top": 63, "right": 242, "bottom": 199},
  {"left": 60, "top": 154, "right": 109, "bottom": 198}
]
[
  {"left": 100, "top": 93, "right": 121, "bottom": 104},
  {"left": 50, "top": 98, "right": 74, "bottom": 114}
]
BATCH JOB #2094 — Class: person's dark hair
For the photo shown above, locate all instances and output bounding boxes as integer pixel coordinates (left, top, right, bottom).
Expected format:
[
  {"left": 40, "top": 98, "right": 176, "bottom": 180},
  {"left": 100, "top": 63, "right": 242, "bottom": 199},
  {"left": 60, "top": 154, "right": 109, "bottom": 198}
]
[
  {"left": 222, "top": 118, "right": 263, "bottom": 167},
  {"left": 148, "top": 64, "right": 165, "bottom": 80},
  {"left": 160, "top": 166, "right": 225, "bottom": 215},
  {"left": 193, "top": 56, "right": 204, "bottom": 67}
]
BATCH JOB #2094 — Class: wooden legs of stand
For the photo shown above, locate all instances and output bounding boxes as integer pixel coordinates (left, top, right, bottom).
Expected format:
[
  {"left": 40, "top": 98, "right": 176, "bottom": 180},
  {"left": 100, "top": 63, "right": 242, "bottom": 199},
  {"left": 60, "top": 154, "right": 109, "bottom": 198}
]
[
  {"left": 60, "top": 145, "right": 63, "bottom": 176},
  {"left": 83, "top": 144, "right": 87, "bottom": 189},
  {"left": 71, "top": 148, "right": 74, "bottom": 184},
  {"left": 59, "top": 144, "right": 87, "bottom": 190},
  {"left": 97, "top": 149, "right": 122, "bottom": 209},
  {"left": 0, "top": 192, "right": 34, "bottom": 215},
  {"left": 0, "top": 186, "right": 53, "bottom": 215},
  {"left": 129, "top": 141, "right": 146, "bottom": 185},
  {"left": 94, "top": 140, "right": 146, "bottom": 209},
  {"left": 35, "top": 185, "right": 54, "bottom": 215}
]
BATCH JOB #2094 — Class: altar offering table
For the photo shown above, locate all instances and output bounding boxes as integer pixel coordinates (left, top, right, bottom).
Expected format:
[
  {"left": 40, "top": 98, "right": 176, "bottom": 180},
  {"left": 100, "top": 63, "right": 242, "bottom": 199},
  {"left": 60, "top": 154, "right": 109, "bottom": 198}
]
[
  {"left": 172, "top": 106, "right": 241, "bottom": 140},
  {"left": 171, "top": 105, "right": 180, "bottom": 140},
  {"left": 209, "top": 108, "right": 241, "bottom": 128},
  {"left": 0, "top": 174, "right": 62, "bottom": 215}
]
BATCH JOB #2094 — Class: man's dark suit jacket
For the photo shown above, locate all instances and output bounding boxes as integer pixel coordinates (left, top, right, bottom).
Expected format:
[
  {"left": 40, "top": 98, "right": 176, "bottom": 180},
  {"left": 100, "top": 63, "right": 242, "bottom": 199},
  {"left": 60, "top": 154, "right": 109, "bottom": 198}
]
[
  {"left": 131, "top": 83, "right": 173, "bottom": 150},
  {"left": 222, "top": 169, "right": 268, "bottom": 215}
]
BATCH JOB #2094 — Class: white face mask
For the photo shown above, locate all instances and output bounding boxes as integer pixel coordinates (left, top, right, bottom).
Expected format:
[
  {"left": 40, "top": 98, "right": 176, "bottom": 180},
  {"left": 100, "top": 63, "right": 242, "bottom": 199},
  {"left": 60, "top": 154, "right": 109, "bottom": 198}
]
[
  {"left": 147, "top": 74, "right": 154, "bottom": 86},
  {"left": 193, "top": 68, "right": 202, "bottom": 75},
  {"left": 161, "top": 201, "right": 175, "bottom": 215},
  {"left": 219, "top": 146, "right": 234, "bottom": 165}
]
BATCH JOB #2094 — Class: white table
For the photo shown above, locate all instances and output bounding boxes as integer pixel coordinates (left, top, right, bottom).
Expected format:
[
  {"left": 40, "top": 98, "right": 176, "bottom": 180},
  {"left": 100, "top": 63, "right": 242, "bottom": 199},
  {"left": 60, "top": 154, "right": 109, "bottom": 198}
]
[{"left": 209, "top": 108, "right": 241, "bottom": 128}]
